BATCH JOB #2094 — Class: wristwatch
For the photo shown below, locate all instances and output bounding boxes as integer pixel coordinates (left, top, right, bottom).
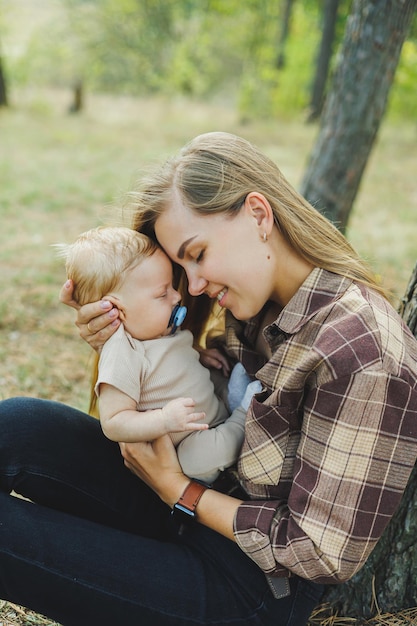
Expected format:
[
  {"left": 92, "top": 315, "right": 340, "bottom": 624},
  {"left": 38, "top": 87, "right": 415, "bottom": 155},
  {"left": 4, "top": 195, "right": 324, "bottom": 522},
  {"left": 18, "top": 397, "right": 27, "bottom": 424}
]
[{"left": 171, "top": 480, "right": 210, "bottom": 528}]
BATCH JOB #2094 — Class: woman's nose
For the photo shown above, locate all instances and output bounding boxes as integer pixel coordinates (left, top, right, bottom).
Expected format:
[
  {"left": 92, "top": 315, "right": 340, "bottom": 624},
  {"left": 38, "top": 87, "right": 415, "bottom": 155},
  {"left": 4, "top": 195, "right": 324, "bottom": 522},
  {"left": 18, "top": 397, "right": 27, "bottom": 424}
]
[{"left": 187, "top": 272, "right": 208, "bottom": 297}]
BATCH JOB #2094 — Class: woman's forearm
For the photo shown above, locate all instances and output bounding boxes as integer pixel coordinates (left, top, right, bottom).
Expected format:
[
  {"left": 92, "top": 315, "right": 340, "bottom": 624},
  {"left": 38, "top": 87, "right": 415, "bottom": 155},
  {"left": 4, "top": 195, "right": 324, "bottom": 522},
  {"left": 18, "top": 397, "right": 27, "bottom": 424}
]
[
  {"left": 193, "top": 487, "right": 243, "bottom": 542},
  {"left": 120, "top": 438, "right": 242, "bottom": 542}
]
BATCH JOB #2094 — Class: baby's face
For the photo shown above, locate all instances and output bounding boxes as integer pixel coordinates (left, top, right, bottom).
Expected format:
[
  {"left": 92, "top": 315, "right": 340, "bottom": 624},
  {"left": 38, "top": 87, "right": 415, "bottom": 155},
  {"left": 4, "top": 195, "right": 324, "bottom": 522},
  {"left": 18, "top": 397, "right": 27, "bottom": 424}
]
[{"left": 109, "top": 249, "right": 181, "bottom": 340}]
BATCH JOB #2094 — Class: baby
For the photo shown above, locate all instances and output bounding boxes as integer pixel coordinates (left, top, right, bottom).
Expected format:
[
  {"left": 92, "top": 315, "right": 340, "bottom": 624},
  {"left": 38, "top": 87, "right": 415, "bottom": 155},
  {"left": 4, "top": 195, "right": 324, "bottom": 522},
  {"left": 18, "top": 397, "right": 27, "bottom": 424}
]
[{"left": 58, "top": 226, "right": 260, "bottom": 483}]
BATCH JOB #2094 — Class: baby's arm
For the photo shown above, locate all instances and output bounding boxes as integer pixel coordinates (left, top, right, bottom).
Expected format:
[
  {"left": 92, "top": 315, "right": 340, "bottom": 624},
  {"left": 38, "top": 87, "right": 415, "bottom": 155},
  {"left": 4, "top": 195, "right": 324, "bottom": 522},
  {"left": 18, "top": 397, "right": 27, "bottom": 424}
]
[
  {"left": 176, "top": 377, "right": 262, "bottom": 483},
  {"left": 176, "top": 405, "right": 247, "bottom": 483},
  {"left": 98, "top": 383, "right": 208, "bottom": 442}
]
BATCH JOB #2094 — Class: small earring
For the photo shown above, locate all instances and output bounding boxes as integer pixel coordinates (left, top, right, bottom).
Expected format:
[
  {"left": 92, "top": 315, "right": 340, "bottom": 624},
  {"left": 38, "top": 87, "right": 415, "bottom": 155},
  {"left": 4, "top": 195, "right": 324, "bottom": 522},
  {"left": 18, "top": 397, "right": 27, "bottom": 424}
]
[{"left": 263, "top": 232, "right": 267, "bottom": 242}]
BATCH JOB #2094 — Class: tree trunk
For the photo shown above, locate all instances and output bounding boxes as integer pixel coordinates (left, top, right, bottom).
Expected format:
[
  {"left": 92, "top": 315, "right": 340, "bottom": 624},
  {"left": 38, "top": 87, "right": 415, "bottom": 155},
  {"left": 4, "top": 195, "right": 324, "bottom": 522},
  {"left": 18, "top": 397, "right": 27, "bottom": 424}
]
[
  {"left": 0, "top": 55, "right": 8, "bottom": 107},
  {"left": 300, "top": 0, "right": 416, "bottom": 232},
  {"left": 68, "top": 79, "right": 84, "bottom": 114},
  {"left": 321, "top": 262, "right": 417, "bottom": 620},
  {"left": 306, "top": 0, "right": 340, "bottom": 123},
  {"left": 399, "top": 263, "right": 417, "bottom": 337},
  {"left": 276, "top": 0, "right": 295, "bottom": 69}
]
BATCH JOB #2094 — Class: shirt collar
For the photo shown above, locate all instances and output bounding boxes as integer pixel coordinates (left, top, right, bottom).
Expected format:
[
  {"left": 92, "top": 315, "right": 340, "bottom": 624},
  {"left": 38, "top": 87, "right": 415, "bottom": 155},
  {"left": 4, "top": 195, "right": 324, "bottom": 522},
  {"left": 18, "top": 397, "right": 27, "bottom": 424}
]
[
  {"left": 224, "top": 268, "right": 353, "bottom": 372},
  {"left": 272, "top": 267, "right": 353, "bottom": 335}
]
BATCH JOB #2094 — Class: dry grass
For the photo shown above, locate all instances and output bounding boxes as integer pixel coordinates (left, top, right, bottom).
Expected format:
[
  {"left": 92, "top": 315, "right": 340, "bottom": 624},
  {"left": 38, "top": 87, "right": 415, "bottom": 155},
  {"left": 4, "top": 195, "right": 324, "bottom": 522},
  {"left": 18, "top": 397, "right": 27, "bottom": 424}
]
[
  {"left": 308, "top": 604, "right": 417, "bottom": 625},
  {"left": 2, "top": 600, "right": 417, "bottom": 626},
  {"left": 0, "top": 88, "right": 416, "bottom": 625},
  {"left": 0, "top": 601, "right": 59, "bottom": 626}
]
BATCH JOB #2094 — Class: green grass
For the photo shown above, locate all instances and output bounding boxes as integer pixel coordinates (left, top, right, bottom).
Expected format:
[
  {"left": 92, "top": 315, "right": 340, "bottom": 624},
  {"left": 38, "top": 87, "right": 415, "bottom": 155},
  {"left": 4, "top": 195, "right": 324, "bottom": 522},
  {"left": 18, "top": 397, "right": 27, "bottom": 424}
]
[{"left": 0, "top": 87, "right": 416, "bottom": 625}]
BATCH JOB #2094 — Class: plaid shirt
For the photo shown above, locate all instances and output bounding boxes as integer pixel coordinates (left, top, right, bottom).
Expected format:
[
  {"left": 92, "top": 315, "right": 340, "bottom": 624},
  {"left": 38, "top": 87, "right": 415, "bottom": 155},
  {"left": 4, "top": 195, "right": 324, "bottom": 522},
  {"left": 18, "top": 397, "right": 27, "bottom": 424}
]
[{"left": 225, "top": 268, "right": 417, "bottom": 584}]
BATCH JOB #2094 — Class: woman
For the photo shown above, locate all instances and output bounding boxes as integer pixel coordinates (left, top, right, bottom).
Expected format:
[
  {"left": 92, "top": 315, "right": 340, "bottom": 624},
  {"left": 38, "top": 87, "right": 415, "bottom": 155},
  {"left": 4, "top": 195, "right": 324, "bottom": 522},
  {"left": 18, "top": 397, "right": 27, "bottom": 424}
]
[{"left": 1, "top": 132, "right": 416, "bottom": 626}]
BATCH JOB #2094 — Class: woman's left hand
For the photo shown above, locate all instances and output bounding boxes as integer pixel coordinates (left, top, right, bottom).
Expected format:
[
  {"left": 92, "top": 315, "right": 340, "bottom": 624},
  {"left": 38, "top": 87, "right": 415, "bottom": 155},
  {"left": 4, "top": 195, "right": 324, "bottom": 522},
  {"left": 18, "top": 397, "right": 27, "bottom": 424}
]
[
  {"left": 119, "top": 435, "right": 190, "bottom": 508},
  {"left": 198, "top": 347, "right": 231, "bottom": 377},
  {"left": 121, "top": 436, "right": 241, "bottom": 542}
]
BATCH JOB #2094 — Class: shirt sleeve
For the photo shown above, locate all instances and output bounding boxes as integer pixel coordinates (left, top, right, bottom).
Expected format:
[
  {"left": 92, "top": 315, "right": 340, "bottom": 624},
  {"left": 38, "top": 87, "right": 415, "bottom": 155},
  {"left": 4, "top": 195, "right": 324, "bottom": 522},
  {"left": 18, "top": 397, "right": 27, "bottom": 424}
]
[
  {"left": 95, "top": 327, "right": 146, "bottom": 404},
  {"left": 234, "top": 368, "right": 417, "bottom": 583},
  {"left": 177, "top": 406, "right": 247, "bottom": 483}
]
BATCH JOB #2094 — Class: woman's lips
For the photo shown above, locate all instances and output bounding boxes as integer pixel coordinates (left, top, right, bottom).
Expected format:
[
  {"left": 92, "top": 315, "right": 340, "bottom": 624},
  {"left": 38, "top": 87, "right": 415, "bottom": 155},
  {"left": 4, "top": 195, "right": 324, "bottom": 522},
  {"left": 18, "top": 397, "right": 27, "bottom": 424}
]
[{"left": 216, "top": 288, "right": 227, "bottom": 307}]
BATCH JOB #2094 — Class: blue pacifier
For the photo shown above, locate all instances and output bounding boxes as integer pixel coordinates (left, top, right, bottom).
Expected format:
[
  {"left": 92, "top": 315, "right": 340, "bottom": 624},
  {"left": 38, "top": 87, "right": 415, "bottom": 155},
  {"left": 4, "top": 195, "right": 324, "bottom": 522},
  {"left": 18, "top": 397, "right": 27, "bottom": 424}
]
[{"left": 168, "top": 304, "right": 187, "bottom": 335}]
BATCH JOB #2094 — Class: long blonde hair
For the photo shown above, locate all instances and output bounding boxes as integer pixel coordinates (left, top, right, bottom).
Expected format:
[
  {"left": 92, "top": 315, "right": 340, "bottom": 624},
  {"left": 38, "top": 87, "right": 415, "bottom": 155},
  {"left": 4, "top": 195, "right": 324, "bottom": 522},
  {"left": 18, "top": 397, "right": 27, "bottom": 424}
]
[{"left": 130, "top": 131, "right": 387, "bottom": 340}]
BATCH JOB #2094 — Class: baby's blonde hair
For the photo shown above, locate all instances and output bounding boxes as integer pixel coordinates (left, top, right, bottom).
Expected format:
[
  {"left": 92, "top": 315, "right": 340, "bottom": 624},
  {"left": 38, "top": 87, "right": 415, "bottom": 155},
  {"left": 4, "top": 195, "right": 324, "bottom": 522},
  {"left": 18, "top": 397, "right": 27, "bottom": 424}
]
[{"left": 58, "top": 226, "right": 158, "bottom": 306}]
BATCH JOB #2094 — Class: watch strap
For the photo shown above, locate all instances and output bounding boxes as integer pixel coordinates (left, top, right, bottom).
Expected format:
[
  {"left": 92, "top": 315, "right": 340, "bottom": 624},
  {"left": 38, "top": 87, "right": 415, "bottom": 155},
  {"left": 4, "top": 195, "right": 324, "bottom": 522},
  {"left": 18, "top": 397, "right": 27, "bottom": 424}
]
[{"left": 177, "top": 480, "right": 209, "bottom": 515}]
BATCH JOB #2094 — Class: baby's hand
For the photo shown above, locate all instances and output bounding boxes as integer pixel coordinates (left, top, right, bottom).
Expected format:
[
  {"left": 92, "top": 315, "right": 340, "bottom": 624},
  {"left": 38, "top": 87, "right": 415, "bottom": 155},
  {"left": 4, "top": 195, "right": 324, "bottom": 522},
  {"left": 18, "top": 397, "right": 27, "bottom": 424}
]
[{"left": 161, "top": 397, "right": 208, "bottom": 433}]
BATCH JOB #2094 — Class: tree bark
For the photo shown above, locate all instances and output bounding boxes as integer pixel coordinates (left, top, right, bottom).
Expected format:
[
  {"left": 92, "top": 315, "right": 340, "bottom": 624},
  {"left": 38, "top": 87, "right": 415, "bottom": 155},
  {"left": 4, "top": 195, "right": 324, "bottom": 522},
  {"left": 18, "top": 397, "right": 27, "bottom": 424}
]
[
  {"left": 321, "top": 262, "right": 417, "bottom": 620},
  {"left": 300, "top": 0, "right": 416, "bottom": 232},
  {"left": 399, "top": 263, "right": 417, "bottom": 337},
  {"left": 307, "top": 0, "right": 340, "bottom": 122}
]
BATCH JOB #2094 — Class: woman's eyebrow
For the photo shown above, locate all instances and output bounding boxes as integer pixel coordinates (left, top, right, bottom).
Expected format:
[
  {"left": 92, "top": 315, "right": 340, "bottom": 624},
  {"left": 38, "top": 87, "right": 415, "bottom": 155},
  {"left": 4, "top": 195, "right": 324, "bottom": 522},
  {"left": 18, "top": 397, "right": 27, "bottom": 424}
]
[{"left": 177, "top": 236, "right": 197, "bottom": 260}]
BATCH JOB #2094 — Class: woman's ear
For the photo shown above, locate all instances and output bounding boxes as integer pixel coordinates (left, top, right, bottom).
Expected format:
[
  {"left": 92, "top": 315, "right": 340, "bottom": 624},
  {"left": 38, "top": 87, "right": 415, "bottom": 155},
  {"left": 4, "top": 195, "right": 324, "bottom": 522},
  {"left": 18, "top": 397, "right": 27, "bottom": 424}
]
[{"left": 245, "top": 192, "right": 274, "bottom": 236}]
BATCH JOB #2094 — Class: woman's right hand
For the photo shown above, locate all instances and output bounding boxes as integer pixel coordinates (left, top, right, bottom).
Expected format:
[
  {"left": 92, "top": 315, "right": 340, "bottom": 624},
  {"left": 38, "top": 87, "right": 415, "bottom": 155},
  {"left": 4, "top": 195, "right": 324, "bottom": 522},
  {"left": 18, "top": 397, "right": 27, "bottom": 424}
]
[{"left": 59, "top": 279, "right": 121, "bottom": 351}]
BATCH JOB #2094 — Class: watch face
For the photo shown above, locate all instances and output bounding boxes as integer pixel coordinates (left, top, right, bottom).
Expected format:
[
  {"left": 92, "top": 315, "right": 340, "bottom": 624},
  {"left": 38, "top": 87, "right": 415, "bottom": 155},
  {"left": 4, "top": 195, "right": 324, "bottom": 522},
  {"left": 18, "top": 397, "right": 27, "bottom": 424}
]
[
  {"left": 172, "top": 503, "right": 195, "bottom": 521},
  {"left": 171, "top": 503, "right": 195, "bottom": 533}
]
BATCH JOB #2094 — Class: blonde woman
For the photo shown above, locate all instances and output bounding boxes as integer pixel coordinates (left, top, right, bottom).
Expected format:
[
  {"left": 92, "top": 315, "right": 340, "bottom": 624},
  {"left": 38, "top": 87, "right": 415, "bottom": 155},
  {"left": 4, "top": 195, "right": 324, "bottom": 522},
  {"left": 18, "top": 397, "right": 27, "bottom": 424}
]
[{"left": 1, "top": 132, "right": 416, "bottom": 626}]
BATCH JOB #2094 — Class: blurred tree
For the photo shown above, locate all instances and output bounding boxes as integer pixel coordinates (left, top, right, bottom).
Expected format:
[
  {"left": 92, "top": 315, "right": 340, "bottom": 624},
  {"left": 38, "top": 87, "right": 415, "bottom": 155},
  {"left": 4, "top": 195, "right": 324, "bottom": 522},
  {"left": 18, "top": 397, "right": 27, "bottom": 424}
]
[
  {"left": 306, "top": 0, "right": 340, "bottom": 122},
  {"left": 0, "top": 0, "right": 8, "bottom": 106},
  {"left": 4, "top": 0, "right": 415, "bottom": 119},
  {"left": 0, "top": 54, "right": 7, "bottom": 106},
  {"left": 64, "top": 0, "right": 178, "bottom": 93},
  {"left": 275, "top": 0, "right": 295, "bottom": 69},
  {"left": 300, "top": 0, "right": 416, "bottom": 232},
  {"left": 68, "top": 78, "right": 83, "bottom": 114}
]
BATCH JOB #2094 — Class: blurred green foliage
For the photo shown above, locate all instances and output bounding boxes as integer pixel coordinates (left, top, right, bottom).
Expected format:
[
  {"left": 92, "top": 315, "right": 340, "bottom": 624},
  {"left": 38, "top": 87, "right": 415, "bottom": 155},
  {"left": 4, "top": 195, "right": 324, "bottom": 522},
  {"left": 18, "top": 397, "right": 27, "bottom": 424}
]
[{"left": 2, "top": 0, "right": 416, "bottom": 120}]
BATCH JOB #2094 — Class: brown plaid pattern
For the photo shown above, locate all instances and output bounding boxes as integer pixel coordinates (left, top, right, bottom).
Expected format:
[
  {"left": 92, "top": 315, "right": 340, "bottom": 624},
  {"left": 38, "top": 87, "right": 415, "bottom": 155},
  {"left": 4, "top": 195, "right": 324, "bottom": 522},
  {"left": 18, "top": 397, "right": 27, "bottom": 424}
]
[{"left": 226, "top": 269, "right": 417, "bottom": 583}]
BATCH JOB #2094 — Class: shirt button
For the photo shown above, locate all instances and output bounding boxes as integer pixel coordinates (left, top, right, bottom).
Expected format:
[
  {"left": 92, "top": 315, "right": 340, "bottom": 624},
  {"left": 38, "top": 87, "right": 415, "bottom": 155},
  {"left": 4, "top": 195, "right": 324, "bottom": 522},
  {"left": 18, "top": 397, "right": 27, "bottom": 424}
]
[{"left": 269, "top": 325, "right": 279, "bottom": 336}]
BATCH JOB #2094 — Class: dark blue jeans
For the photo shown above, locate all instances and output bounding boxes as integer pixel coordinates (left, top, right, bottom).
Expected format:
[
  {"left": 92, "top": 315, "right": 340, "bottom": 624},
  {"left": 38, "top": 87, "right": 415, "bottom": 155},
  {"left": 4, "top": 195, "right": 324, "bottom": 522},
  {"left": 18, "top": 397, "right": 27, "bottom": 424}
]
[{"left": 0, "top": 397, "right": 324, "bottom": 626}]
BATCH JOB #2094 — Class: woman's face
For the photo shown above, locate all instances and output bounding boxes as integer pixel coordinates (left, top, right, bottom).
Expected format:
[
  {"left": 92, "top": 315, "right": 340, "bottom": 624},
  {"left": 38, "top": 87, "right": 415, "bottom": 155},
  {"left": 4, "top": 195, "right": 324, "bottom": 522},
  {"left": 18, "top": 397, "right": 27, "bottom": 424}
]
[{"left": 154, "top": 191, "right": 277, "bottom": 320}]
